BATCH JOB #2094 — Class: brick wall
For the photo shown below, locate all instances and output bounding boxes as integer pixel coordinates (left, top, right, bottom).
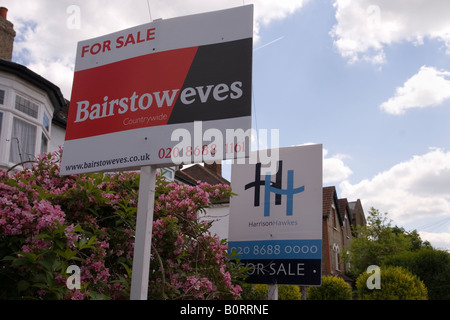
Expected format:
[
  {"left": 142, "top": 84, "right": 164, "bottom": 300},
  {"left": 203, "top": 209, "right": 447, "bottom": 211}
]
[{"left": 0, "top": 8, "right": 16, "bottom": 60}]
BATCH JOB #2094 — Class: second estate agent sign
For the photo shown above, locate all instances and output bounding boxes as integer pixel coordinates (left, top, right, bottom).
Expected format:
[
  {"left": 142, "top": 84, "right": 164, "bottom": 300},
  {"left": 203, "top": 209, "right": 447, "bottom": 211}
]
[
  {"left": 61, "top": 5, "right": 253, "bottom": 175},
  {"left": 228, "top": 145, "right": 323, "bottom": 285}
]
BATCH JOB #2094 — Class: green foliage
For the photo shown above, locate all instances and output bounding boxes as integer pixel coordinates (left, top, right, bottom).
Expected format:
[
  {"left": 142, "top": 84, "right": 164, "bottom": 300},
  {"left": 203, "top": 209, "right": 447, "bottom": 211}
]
[
  {"left": 240, "top": 284, "right": 267, "bottom": 300},
  {"left": 241, "top": 284, "right": 302, "bottom": 300},
  {"left": 356, "top": 266, "right": 428, "bottom": 300},
  {"left": 345, "top": 208, "right": 427, "bottom": 277},
  {"left": 307, "top": 276, "right": 352, "bottom": 300},
  {"left": 384, "top": 248, "right": 450, "bottom": 300},
  {"left": 278, "top": 285, "right": 302, "bottom": 300},
  {"left": 344, "top": 207, "right": 448, "bottom": 299}
]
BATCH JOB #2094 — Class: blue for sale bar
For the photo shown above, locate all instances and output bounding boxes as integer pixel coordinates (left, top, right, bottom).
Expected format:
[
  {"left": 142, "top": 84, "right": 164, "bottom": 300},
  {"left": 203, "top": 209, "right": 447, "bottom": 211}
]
[{"left": 228, "top": 239, "right": 322, "bottom": 260}]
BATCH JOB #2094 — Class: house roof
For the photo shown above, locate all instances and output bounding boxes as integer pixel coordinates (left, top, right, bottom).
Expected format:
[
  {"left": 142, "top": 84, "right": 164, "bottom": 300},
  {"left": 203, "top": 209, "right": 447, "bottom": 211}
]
[
  {"left": 0, "top": 59, "right": 67, "bottom": 127},
  {"left": 175, "top": 168, "right": 198, "bottom": 186},
  {"left": 177, "top": 164, "right": 230, "bottom": 186},
  {"left": 338, "top": 198, "right": 349, "bottom": 219},
  {"left": 175, "top": 164, "right": 230, "bottom": 204},
  {"left": 322, "top": 186, "right": 336, "bottom": 218},
  {"left": 348, "top": 199, "right": 366, "bottom": 227},
  {"left": 322, "top": 186, "right": 344, "bottom": 226}
]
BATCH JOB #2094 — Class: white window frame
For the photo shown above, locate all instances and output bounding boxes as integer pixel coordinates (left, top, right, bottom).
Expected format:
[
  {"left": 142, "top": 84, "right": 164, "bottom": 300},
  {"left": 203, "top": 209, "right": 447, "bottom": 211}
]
[
  {"left": 333, "top": 243, "right": 341, "bottom": 271},
  {"left": 1, "top": 90, "right": 52, "bottom": 169},
  {"left": 9, "top": 116, "right": 37, "bottom": 166},
  {"left": 160, "top": 167, "right": 176, "bottom": 181}
]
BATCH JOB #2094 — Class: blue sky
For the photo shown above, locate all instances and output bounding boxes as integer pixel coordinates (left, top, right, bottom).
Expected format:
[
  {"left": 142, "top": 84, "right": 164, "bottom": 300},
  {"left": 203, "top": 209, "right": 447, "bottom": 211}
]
[
  {"left": 248, "top": 0, "right": 450, "bottom": 251},
  {"left": 4, "top": 0, "right": 450, "bottom": 250},
  {"left": 250, "top": 0, "right": 450, "bottom": 247}
]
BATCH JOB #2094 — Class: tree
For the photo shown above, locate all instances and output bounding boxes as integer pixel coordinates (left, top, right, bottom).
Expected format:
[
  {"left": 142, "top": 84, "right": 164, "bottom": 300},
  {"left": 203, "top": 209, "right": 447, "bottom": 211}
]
[
  {"left": 0, "top": 149, "right": 246, "bottom": 300},
  {"left": 345, "top": 208, "right": 421, "bottom": 277},
  {"left": 384, "top": 248, "right": 450, "bottom": 300},
  {"left": 356, "top": 266, "right": 427, "bottom": 300},
  {"left": 307, "top": 276, "right": 352, "bottom": 300},
  {"left": 391, "top": 226, "right": 432, "bottom": 250}
]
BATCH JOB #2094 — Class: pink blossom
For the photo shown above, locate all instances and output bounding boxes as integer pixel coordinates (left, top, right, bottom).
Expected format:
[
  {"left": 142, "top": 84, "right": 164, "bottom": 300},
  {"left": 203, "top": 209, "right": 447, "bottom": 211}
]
[
  {"left": 0, "top": 148, "right": 241, "bottom": 300},
  {"left": 70, "top": 290, "right": 85, "bottom": 300}
]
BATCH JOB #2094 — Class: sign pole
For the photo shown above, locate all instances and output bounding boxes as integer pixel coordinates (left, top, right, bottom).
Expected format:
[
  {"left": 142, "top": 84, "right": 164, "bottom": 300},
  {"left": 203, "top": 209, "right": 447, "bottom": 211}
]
[
  {"left": 268, "top": 284, "right": 278, "bottom": 300},
  {"left": 130, "top": 165, "right": 157, "bottom": 300},
  {"left": 301, "top": 286, "right": 308, "bottom": 300}
]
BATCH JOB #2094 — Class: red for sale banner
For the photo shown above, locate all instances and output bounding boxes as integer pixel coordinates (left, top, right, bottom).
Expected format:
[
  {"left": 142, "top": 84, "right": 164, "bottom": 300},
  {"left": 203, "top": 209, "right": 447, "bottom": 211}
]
[{"left": 61, "top": 5, "right": 253, "bottom": 174}]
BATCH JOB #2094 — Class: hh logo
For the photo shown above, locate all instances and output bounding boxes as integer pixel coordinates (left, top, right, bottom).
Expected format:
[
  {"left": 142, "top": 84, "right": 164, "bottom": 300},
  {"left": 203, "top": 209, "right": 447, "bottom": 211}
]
[{"left": 245, "top": 161, "right": 305, "bottom": 217}]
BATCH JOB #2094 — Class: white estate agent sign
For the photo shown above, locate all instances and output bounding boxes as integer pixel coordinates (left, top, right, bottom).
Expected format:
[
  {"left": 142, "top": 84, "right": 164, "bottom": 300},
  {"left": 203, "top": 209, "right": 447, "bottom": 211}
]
[
  {"left": 228, "top": 145, "right": 323, "bottom": 285},
  {"left": 60, "top": 5, "right": 253, "bottom": 175}
]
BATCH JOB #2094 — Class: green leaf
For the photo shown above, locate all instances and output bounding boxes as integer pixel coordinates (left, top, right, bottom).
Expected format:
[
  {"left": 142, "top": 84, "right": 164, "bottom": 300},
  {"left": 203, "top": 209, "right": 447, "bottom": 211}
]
[
  {"left": 87, "top": 236, "right": 97, "bottom": 247},
  {"left": 88, "top": 292, "right": 110, "bottom": 300},
  {"left": 78, "top": 236, "right": 96, "bottom": 250},
  {"left": 119, "top": 262, "right": 132, "bottom": 278},
  {"left": 17, "top": 280, "right": 30, "bottom": 292},
  {"left": 73, "top": 224, "right": 84, "bottom": 233},
  {"left": 56, "top": 249, "right": 78, "bottom": 260},
  {"left": 16, "top": 251, "right": 38, "bottom": 261}
]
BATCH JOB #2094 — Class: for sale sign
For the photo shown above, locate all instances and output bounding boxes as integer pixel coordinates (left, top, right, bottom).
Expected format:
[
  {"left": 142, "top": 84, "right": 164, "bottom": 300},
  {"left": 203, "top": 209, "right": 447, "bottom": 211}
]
[
  {"left": 61, "top": 5, "right": 253, "bottom": 175},
  {"left": 228, "top": 145, "right": 323, "bottom": 285}
]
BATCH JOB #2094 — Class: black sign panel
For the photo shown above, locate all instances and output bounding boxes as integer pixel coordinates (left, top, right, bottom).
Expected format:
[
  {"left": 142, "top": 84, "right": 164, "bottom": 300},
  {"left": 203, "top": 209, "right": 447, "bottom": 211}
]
[{"left": 240, "top": 259, "right": 321, "bottom": 285}]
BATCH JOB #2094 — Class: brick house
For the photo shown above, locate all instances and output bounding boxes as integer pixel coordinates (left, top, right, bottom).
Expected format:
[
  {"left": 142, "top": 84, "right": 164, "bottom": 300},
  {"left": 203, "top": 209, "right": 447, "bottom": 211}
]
[
  {"left": 348, "top": 199, "right": 367, "bottom": 234},
  {"left": 322, "top": 186, "right": 365, "bottom": 283},
  {"left": 0, "top": 7, "right": 14, "bottom": 61}
]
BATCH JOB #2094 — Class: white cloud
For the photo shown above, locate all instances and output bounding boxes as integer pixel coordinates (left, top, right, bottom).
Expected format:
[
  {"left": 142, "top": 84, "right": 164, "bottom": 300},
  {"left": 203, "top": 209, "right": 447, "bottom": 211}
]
[
  {"left": 419, "top": 231, "right": 450, "bottom": 251},
  {"left": 323, "top": 149, "right": 353, "bottom": 184},
  {"left": 293, "top": 143, "right": 353, "bottom": 184},
  {"left": 331, "top": 0, "right": 450, "bottom": 64},
  {"left": 2, "top": 0, "right": 309, "bottom": 98},
  {"left": 380, "top": 66, "right": 450, "bottom": 115},
  {"left": 251, "top": 0, "right": 310, "bottom": 42},
  {"left": 340, "top": 148, "right": 450, "bottom": 249},
  {"left": 223, "top": 143, "right": 353, "bottom": 185}
]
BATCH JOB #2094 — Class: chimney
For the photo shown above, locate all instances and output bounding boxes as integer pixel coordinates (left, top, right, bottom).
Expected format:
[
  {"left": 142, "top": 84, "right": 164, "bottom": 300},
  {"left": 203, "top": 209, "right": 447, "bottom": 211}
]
[
  {"left": 204, "top": 162, "right": 222, "bottom": 177},
  {"left": 0, "top": 7, "right": 7, "bottom": 19},
  {"left": 0, "top": 7, "right": 16, "bottom": 60}
]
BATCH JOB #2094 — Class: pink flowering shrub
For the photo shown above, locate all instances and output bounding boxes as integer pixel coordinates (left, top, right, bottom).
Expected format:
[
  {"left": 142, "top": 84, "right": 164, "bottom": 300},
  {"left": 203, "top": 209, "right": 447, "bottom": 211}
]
[{"left": 0, "top": 149, "right": 245, "bottom": 300}]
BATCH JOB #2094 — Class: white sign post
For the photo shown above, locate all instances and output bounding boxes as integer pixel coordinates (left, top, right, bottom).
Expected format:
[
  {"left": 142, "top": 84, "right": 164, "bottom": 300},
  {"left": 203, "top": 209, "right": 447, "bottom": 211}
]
[
  {"left": 61, "top": 5, "right": 253, "bottom": 300},
  {"left": 130, "top": 165, "right": 157, "bottom": 300}
]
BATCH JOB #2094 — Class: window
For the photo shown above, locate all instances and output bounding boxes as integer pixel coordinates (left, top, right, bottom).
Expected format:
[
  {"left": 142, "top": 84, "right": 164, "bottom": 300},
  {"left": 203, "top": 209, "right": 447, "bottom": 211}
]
[
  {"left": 333, "top": 243, "right": 341, "bottom": 271},
  {"left": 160, "top": 168, "right": 175, "bottom": 181},
  {"left": 41, "top": 132, "right": 48, "bottom": 155},
  {"left": 43, "top": 113, "right": 50, "bottom": 131},
  {"left": 9, "top": 117, "right": 36, "bottom": 165},
  {"left": 15, "top": 95, "right": 39, "bottom": 119},
  {"left": 0, "top": 90, "right": 4, "bottom": 104},
  {"left": 331, "top": 207, "right": 337, "bottom": 229},
  {"left": 344, "top": 215, "right": 351, "bottom": 238}
]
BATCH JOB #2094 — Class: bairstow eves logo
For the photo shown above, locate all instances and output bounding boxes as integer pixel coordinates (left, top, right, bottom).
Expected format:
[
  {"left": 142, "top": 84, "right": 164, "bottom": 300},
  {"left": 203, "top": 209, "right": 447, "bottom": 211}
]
[{"left": 245, "top": 161, "right": 305, "bottom": 217}]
